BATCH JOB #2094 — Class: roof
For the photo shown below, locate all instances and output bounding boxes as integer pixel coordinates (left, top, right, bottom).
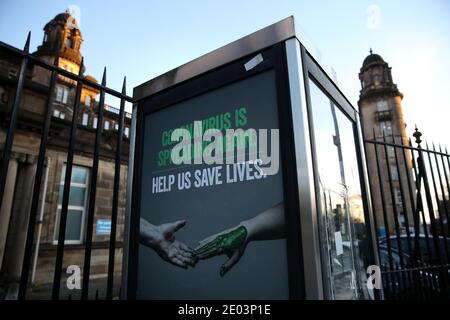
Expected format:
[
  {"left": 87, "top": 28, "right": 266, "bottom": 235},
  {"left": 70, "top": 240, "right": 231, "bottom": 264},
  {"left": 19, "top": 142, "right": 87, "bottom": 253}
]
[{"left": 362, "top": 52, "right": 384, "bottom": 68}]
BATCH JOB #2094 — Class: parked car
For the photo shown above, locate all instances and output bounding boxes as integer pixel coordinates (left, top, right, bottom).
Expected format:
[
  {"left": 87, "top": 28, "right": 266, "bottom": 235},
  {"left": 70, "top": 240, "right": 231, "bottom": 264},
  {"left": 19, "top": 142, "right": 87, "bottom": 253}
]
[
  {"left": 377, "top": 234, "right": 450, "bottom": 299},
  {"left": 378, "top": 234, "right": 450, "bottom": 266}
]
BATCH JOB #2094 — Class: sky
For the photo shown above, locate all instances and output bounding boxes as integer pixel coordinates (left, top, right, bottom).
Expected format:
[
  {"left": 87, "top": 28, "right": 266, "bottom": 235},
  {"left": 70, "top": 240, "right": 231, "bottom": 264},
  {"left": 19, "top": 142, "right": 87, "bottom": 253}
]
[{"left": 0, "top": 0, "right": 449, "bottom": 147}]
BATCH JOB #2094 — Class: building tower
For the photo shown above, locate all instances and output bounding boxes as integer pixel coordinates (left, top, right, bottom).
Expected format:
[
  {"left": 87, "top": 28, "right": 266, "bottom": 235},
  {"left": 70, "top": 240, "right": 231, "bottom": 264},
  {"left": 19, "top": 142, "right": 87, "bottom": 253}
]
[
  {"left": 32, "top": 10, "right": 98, "bottom": 109},
  {"left": 358, "top": 50, "right": 413, "bottom": 235}
]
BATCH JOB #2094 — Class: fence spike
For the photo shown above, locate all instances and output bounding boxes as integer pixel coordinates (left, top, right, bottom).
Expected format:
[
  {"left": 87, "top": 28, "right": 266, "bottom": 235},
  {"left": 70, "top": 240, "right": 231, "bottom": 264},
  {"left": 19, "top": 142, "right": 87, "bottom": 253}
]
[
  {"left": 122, "top": 76, "right": 127, "bottom": 94},
  {"left": 79, "top": 57, "right": 84, "bottom": 76},
  {"left": 24, "top": 31, "right": 31, "bottom": 53},
  {"left": 101, "top": 67, "right": 107, "bottom": 86}
]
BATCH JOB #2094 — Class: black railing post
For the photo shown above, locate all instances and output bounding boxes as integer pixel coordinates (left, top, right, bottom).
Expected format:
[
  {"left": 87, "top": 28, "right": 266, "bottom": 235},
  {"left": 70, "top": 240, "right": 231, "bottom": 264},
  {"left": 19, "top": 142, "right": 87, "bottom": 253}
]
[
  {"left": 402, "top": 138, "right": 423, "bottom": 263},
  {"left": 414, "top": 127, "right": 448, "bottom": 298},
  {"left": 372, "top": 130, "right": 394, "bottom": 298},
  {"left": 0, "top": 33, "right": 30, "bottom": 215},
  {"left": 427, "top": 143, "right": 450, "bottom": 263},
  {"left": 438, "top": 145, "right": 450, "bottom": 225},
  {"left": 18, "top": 44, "right": 61, "bottom": 300},
  {"left": 445, "top": 147, "right": 450, "bottom": 191},
  {"left": 106, "top": 77, "right": 126, "bottom": 300},
  {"left": 81, "top": 68, "right": 107, "bottom": 300},
  {"left": 417, "top": 144, "right": 443, "bottom": 266},
  {"left": 433, "top": 144, "right": 450, "bottom": 238},
  {"left": 52, "top": 58, "right": 85, "bottom": 300},
  {"left": 391, "top": 135, "right": 413, "bottom": 259},
  {"left": 410, "top": 138, "right": 433, "bottom": 262},
  {"left": 373, "top": 130, "right": 394, "bottom": 269},
  {"left": 383, "top": 132, "right": 406, "bottom": 269}
]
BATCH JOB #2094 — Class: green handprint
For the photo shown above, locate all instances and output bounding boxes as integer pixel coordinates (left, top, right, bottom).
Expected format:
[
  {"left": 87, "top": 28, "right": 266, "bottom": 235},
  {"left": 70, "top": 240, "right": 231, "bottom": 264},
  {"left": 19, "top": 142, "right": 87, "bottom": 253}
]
[
  {"left": 194, "top": 226, "right": 247, "bottom": 259},
  {"left": 194, "top": 226, "right": 247, "bottom": 276}
]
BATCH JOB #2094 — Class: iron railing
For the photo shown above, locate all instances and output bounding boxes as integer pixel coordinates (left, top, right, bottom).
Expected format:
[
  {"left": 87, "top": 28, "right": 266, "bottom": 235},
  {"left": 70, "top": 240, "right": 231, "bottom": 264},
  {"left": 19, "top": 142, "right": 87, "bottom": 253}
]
[
  {"left": 365, "top": 128, "right": 450, "bottom": 299},
  {"left": 0, "top": 34, "right": 132, "bottom": 300}
]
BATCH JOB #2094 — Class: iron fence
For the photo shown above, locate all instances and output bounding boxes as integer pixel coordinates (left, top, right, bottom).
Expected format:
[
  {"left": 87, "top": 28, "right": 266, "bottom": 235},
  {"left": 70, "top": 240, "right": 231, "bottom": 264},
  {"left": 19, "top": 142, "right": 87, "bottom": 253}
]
[
  {"left": 365, "top": 128, "right": 450, "bottom": 300},
  {"left": 0, "top": 34, "right": 132, "bottom": 300}
]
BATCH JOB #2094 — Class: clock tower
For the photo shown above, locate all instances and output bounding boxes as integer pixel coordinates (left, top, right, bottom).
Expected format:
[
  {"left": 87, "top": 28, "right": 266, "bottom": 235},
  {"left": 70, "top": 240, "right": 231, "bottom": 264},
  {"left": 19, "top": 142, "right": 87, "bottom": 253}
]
[{"left": 358, "top": 50, "right": 413, "bottom": 234}]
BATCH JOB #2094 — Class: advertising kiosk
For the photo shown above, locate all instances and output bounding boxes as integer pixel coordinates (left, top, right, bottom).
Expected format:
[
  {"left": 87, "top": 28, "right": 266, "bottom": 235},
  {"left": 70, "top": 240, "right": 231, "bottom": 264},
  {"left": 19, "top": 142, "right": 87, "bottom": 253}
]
[{"left": 124, "top": 16, "right": 378, "bottom": 300}]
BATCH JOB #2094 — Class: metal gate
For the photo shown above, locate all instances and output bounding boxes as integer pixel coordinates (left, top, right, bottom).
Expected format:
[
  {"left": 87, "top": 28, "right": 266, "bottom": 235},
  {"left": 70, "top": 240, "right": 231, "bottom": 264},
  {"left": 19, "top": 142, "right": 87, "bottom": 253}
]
[
  {"left": 364, "top": 129, "right": 450, "bottom": 299},
  {"left": 0, "top": 34, "right": 132, "bottom": 300}
]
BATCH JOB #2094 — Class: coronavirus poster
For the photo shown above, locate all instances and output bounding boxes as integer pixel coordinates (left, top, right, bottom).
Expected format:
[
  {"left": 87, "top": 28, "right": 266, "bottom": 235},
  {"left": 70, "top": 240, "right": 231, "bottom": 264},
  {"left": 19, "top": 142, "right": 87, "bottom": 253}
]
[{"left": 137, "top": 70, "right": 289, "bottom": 299}]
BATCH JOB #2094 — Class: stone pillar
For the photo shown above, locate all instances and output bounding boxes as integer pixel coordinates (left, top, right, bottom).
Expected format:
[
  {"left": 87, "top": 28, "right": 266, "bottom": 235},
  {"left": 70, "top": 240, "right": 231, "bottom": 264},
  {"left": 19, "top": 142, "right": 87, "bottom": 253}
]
[
  {"left": 1, "top": 155, "right": 36, "bottom": 299},
  {"left": 0, "top": 156, "right": 19, "bottom": 269}
]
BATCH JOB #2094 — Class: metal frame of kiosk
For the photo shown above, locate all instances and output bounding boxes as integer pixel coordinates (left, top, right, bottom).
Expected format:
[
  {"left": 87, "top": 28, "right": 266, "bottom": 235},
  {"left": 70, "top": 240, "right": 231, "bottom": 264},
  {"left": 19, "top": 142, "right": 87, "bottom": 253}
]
[{"left": 122, "top": 16, "right": 380, "bottom": 300}]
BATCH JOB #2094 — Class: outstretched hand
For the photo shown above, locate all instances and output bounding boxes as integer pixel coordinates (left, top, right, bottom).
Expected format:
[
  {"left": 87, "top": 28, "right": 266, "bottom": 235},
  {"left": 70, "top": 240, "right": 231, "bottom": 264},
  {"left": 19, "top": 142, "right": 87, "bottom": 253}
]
[
  {"left": 140, "top": 219, "right": 196, "bottom": 269},
  {"left": 194, "top": 225, "right": 248, "bottom": 276}
]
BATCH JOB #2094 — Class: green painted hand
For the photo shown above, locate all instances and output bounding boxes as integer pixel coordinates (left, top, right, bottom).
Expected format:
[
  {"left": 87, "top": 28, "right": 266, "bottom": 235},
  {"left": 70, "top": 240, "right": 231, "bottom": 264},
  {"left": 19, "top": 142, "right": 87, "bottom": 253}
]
[{"left": 194, "top": 226, "right": 248, "bottom": 276}]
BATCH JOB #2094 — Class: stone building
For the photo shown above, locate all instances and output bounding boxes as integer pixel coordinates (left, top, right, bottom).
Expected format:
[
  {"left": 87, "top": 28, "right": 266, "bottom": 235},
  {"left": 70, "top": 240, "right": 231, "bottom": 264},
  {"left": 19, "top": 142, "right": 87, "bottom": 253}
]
[
  {"left": 0, "top": 11, "right": 131, "bottom": 299},
  {"left": 358, "top": 50, "right": 413, "bottom": 236}
]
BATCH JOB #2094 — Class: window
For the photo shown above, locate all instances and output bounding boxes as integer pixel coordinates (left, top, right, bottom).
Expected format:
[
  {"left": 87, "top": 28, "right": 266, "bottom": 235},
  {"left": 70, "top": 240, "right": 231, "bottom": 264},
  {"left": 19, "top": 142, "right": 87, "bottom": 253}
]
[
  {"left": 379, "top": 121, "right": 392, "bottom": 136},
  {"left": 124, "top": 127, "right": 130, "bottom": 138},
  {"left": 62, "top": 88, "right": 69, "bottom": 104},
  {"left": 82, "top": 113, "right": 89, "bottom": 126},
  {"left": 8, "top": 69, "right": 17, "bottom": 79},
  {"left": 92, "top": 117, "right": 98, "bottom": 129},
  {"left": 54, "top": 165, "right": 89, "bottom": 244},
  {"left": 308, "top": 79, "right": 367, "bottom": 299},
  {"left": 104, "top": 120, "right": 110, "bottom": 130},
  {"left": 52, "top": 109, "right": 66, "bottom": 120},
  {"left": 56, "top": 86, "right": 63, "bottom": 102},
  {"left": 43, "top": 33, "right": 48, "bottom": 43},
  {"left": 387, "top": 146, "right": 395, "bottom": 159},
  {"left": 376, "top": 100, "right": 388, "bottom": 111},
  {"left": 390, "top": 164, "right": 399, "bottom": 180},
  {"left": 65, "top": 37, "right": 73, "bottom": 48},
  {"left": 85, "top": 95, "right": 91, "bottom": 106},
  {"left": 55, "top": 86, "right": 69, "bottom": 104},
  {"left": 394, "top": 188, "right": 403, "bottom": 207},
  {"left": 114, "top": 123, "right": 119, "bottom": 131}
]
